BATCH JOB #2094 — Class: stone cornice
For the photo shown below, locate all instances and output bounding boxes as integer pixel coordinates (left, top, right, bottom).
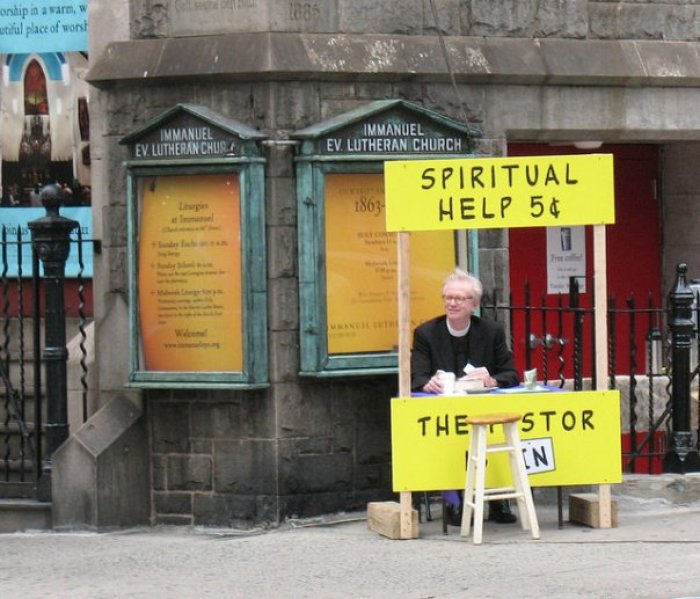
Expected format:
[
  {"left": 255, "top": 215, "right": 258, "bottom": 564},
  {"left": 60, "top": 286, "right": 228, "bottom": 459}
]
[{"left": 87, "top": 32, "right": 700, "bottom": 88}]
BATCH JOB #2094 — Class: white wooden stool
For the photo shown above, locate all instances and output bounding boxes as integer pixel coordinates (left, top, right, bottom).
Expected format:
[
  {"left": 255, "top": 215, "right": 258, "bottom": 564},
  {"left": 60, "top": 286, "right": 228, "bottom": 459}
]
[{"left": 460, "top": 412, "right": 540, "bottom": 544}]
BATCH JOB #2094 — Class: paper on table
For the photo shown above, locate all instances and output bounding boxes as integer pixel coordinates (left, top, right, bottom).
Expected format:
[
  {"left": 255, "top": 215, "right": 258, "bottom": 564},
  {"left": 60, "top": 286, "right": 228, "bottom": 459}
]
[
  {"left": 492, "top": 384, "right": 553, "bottom": 394},
  {"left": 455, "top": 378, "right": 486, "bottom": 393}
]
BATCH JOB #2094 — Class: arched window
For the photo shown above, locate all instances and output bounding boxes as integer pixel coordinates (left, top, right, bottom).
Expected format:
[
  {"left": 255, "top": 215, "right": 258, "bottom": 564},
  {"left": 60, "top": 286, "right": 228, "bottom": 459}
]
[{"left": 24, "top": 60, "right": 48, "bottom": 115}]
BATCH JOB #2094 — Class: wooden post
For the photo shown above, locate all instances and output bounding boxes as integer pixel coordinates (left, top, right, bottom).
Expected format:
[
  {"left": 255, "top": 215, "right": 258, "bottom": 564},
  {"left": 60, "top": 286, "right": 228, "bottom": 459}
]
[
  {"left": 593, "top": 224, "right": 613, "bottom": 528},
  {"left": 397, "top": 232, "right": 414, "bottom": 539}
]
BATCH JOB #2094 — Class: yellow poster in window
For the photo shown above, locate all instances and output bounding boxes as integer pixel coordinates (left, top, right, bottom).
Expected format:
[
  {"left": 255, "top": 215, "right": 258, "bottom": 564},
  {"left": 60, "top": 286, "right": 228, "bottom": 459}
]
[
  {"left": 385, "top": 154, "right": 615, "bottom": 232},
  {"left": 325, "top": 173, "right": 455, "bottom": 354},
  {"left": 391, "top": 390, "right": 622, "bottom": 491},
  {"left": 138, "top": 174, "right": 243, "bottom": 371}
]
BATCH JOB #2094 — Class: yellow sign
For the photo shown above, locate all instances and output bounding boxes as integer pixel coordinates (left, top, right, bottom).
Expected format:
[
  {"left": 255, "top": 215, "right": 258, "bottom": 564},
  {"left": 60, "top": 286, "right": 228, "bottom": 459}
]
[
  {"left": 384, "top": 154, "right": 615, "bottom": 232},
  {"left": 324, "top": 173, "right": 454, "bottom": 354},
  {"left": 391, "top": 390, "right": 621, "bottom": 491},
  {"left": 138, "top": 173, "right": 243, "bottom": 371}
]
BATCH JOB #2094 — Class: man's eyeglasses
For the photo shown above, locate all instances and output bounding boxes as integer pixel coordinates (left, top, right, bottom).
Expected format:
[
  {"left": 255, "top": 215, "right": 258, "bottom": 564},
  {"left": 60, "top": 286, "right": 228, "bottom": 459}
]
[{"left": 443, "top": 295, "right": 471, "bottom": 304}]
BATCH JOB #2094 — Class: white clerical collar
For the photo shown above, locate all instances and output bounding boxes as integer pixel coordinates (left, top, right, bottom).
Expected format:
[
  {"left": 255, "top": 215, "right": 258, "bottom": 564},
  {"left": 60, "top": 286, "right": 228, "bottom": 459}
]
[{"left": 447, "top": 320, "right": 470, "bottom": 337}]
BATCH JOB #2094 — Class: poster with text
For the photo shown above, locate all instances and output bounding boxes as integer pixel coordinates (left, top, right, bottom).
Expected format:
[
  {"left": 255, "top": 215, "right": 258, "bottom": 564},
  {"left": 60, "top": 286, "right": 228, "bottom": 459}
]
[
  {"left": 546, "top": 225, "right": 586, "bottom": 294},
  {"left": 325, "top": 173, "right": 455, "bottom": 354},
  {"left": 0, "top": 1, "right": 87, "bottom": 54},
  {"left": 138, "top": 174, "right": 243, "bottom": 371}
]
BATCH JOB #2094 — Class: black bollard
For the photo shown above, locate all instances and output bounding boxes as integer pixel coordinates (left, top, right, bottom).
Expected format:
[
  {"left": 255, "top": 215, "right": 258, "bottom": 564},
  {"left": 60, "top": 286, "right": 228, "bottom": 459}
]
[
  {"left": 663, "top": 263, "right": 700, "bottom": 474},
  {"left": 28, "top": 183, "right": 79, "bottom": 501}
]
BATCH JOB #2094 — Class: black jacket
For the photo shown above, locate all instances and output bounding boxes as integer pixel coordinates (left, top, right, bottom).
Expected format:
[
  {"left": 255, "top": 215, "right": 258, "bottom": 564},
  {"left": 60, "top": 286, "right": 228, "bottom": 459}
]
[{"left": 410, "top": 314, "right": 519, "bottom": 391}]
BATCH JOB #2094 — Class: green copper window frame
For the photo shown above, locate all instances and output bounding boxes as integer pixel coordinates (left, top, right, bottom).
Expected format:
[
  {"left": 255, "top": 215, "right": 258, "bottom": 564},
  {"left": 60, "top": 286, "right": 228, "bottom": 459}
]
[
  {"left": 125, "top": 159, "right": 268, "bottom": 389},
  {"left": 294, "top": 99, "right": 482, "bottom": 378},
  {"left": 296, "top": 157, "right": 475, "bottom": 378},
  {"left": 298, "top": 159, "right": 392, "bottom": 376}
]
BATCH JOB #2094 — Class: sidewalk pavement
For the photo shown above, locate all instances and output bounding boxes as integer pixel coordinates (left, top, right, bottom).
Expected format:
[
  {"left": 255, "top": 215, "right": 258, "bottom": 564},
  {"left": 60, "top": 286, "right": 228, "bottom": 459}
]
[{"left": 2, "top": 475, "right": 700, "bottom": 599}]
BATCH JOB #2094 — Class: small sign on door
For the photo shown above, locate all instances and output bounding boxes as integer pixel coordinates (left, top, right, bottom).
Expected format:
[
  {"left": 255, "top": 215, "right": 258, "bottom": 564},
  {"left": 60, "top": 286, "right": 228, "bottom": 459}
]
[{"left": 547, "top": 225, "right": 586, "bottom": 294}]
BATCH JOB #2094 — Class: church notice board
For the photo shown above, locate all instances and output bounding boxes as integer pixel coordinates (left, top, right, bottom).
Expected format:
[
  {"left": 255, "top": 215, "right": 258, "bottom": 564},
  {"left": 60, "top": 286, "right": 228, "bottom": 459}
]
[
  {"left": 391, "top": 390, "right": 622, "bottom": 492},
  {"left": 137, "top": 173, "right": 243, "bottom": 372}
]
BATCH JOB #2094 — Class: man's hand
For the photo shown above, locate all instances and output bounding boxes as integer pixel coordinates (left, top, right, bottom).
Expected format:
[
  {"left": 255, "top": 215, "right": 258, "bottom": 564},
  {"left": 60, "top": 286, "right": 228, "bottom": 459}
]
[{"left": 423, "top": 372, "right": 445, "bottom": 394}]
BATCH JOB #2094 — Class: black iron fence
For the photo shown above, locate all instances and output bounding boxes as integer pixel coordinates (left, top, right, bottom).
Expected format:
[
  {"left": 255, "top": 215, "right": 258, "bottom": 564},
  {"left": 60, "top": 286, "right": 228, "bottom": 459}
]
[
  {"left": 0, "top": 213, "right": 92, "bottom": 499},
  {"left": 481, "top": 274, "right": 700, "bottom": 475},
  {"left": 1, "top": 206, "right": 699, "bottom": 497}
]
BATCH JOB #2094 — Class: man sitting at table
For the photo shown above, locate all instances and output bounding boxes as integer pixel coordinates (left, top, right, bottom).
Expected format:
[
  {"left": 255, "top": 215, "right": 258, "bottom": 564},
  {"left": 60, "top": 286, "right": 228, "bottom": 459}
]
[{"left": 411, "top": 268, "right": 519, "bottom": 526}]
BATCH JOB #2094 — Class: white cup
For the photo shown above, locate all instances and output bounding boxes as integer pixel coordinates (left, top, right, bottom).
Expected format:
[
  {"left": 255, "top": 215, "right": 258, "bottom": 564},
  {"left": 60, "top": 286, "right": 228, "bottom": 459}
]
[
  {"left": 439, "top": 371, "right": 456, "bottom": 394},
  {"left": 524, "top": 368, "right": 537, "bottom": 389}
]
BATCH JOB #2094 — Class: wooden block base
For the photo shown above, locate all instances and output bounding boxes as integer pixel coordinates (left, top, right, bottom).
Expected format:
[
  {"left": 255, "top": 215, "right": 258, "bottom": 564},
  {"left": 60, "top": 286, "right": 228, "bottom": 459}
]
[
  {"left": 367, "top": 501, "right": 419, "bottom": 539},
  {"left": 569, "top": 493, "right": 618, "bottom": 528}
]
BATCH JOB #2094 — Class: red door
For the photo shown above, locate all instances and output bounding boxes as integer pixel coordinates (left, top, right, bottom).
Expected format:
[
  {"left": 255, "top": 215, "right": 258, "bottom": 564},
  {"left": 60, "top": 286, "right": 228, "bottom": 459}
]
[{"left": 507, "top": 144, "right": 661, "bottom": 378}]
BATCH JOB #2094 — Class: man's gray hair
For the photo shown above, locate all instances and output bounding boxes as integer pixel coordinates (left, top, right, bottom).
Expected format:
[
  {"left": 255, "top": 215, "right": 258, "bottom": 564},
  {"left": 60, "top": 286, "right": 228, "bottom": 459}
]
[{"left": 442, "top": 268, "right": 483, "bottom": 301}]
